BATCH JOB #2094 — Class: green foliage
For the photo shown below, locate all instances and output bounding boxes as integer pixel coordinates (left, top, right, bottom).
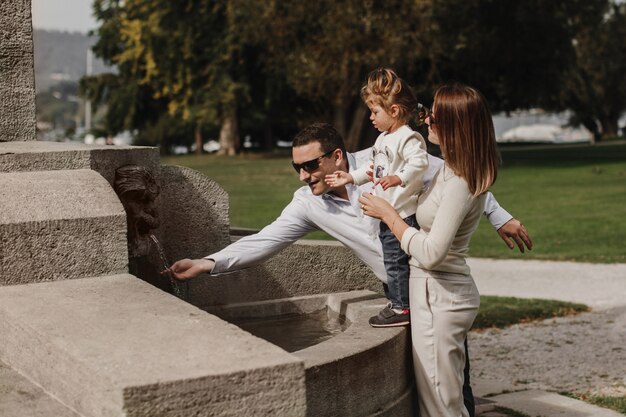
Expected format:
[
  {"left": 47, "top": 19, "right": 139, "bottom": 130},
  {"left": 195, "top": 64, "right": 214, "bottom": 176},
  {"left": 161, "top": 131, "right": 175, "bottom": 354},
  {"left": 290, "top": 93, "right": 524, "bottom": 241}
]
[
  {"left": 239, "top": 0, "right": 430, "bottom": 143},
  {"left": 428, "top": 0, "right": 605, "bottom": 112},
  {"left": 472, "top": 296, "right": 589, "bottom": 329},
  {"left": 84, "top": 0, "right": 623, "bottom": 150},
  {"left": 81, "top": 1, "right": 169, "bottom": 137},
  {"left": 84, "top": 0, "right": 261, "bottom": 152},
  {"left": 563, "top": 2, "right": 626, "bottom": 139}
]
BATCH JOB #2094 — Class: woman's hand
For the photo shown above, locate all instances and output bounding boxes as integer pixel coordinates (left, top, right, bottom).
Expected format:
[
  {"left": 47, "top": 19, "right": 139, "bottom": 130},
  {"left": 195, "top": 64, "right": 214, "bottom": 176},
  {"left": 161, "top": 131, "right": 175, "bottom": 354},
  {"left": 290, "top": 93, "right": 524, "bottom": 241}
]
[
  {"left": 359, "top": 192, "right": 410, "bottom": 241},
  {"left": 358, "top": 192, "right": 397, "bottom": 222}
]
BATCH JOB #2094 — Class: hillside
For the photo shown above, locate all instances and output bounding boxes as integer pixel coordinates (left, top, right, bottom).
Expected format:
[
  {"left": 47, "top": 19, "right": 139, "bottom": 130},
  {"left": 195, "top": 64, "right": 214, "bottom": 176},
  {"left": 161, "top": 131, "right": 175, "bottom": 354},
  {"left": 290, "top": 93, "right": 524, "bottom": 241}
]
[{"left": 33, "top": 29, "right": 112, "bottom": 93}]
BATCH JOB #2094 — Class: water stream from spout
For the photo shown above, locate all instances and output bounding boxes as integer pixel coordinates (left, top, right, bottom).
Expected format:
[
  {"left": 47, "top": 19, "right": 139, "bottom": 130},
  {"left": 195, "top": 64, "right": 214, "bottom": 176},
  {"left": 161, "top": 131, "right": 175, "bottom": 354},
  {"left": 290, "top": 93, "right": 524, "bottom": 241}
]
[{"left": 149, "top": 234, "right": 189, "bottom": 301}]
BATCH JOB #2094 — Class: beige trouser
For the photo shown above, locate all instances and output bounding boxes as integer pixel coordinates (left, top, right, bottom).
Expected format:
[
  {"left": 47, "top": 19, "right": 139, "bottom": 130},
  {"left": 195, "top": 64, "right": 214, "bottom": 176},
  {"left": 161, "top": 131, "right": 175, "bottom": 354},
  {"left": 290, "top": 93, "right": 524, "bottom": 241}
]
[{"left": 409, "top": 267, "right": 480, "bottom": 417}]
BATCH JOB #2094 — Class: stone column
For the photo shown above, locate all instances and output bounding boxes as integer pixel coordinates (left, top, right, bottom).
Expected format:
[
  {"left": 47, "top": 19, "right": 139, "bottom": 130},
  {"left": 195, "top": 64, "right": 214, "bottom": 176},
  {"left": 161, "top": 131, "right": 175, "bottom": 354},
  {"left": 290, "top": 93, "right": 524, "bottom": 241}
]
[{"left": 0, "top": 0, "right": 36, "bottom": 142}]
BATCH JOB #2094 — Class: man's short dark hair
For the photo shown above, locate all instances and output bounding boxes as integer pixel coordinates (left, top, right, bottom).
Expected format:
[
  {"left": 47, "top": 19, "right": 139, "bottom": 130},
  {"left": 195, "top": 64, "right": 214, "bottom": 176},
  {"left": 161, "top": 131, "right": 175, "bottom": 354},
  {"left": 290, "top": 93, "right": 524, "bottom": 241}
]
[{"left": 292, "top": 123, "right": 346, "bottom": 155}]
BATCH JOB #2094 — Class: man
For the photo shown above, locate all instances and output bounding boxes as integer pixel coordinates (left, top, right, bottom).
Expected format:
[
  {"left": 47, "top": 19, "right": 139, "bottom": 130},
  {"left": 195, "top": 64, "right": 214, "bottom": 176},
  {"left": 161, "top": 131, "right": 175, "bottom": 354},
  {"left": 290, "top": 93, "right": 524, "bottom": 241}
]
[{"left": 169, "top": 122, "right": 532, "bottom": 416}]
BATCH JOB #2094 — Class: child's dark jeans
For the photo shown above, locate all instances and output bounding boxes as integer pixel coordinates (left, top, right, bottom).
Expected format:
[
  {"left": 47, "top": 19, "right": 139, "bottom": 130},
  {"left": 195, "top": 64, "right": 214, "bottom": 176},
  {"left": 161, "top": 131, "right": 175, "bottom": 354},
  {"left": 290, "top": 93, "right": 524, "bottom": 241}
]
[{"left": 379, "top": 214, "right": 418, "bottom": 310}]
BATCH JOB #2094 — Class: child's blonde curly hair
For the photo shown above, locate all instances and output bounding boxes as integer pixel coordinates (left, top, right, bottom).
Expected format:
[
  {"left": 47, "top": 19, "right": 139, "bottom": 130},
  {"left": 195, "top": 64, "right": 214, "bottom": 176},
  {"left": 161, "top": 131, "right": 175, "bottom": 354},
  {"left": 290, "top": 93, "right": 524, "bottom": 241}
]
[{"left": 360, "top": 68, "right": 418, "bottom": 125}]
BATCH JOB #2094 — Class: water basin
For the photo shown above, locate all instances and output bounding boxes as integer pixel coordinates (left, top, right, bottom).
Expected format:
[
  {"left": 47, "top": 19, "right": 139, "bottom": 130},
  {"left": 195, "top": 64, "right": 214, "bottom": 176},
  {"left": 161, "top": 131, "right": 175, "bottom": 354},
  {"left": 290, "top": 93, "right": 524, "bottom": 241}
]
[
  {"left": 231, "top": 307, "right": 349, "bottom": 353},
  {"left": 204, "top": 290, "right": 416, "bottom": 417}
]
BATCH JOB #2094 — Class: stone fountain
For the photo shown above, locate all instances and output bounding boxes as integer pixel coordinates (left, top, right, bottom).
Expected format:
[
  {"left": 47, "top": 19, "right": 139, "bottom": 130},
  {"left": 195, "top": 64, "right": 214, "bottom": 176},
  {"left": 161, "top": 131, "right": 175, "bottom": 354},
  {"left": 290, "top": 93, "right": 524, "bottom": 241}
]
[{"left": 0, "top": 2, "right": 414, "bottom": 416}]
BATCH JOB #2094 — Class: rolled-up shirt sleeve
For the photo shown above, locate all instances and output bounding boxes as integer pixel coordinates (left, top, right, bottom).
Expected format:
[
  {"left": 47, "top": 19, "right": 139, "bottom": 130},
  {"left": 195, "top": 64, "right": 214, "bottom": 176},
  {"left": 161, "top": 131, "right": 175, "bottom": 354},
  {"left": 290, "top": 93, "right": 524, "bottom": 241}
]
[
  {"left": 207, "top": 193, "right": 317, "bottom": 274},
  {"left": 483, "top": 192, "right": 513, "bottom": 230}
]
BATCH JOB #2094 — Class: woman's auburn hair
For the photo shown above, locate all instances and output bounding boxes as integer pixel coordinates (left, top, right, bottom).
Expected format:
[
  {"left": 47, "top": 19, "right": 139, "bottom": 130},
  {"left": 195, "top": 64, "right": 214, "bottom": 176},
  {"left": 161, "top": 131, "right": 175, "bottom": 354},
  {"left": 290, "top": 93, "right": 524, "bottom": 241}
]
[{"left": 433, "top": 84, "right": 499, "bottom": 197}]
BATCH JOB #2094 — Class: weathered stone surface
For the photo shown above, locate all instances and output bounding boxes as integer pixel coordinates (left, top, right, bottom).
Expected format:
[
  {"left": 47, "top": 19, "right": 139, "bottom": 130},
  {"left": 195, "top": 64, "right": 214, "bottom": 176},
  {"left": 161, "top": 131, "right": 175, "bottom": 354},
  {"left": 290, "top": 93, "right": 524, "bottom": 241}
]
[
  {"left": 210, "top": 291, "right": 416, "bottom": 417},
  {"left": 0, "top": 0, "right": 36, "bottom": 142},
  {"left": 0, "top": 169, "right": 128, "bottom": 285},
  {"left": 0, "top": 360, "right": 81, "bottom": 417},
  {"left": 0, "top": 275, "right": 306, "bottom": 417},
  {"left": 157, "top": 165, "right": 230, "bottom": 264},
  {"left": 0, "top": 141, "right": 160, "bottom": 186},
  {"left": 297, "top": 292, "right": 414, "bottom": 417}
]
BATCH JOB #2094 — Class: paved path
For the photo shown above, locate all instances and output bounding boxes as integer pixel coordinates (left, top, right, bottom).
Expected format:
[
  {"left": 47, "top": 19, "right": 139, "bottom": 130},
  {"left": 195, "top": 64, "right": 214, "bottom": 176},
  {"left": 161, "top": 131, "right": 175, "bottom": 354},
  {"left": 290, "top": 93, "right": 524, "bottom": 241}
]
[
  {"left": 466, "top": 258, "right": 626, "bottom": 416},
  {"left": 468, "top": 258, "right": 626, "bottom": 310}
]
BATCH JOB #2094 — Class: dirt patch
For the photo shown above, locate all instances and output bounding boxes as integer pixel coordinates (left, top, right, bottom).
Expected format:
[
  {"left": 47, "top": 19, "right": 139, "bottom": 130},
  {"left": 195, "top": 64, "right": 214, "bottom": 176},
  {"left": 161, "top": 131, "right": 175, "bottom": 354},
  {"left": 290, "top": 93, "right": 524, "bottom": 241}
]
[{"left": 469, "top": 306, "right": 626, "bottom": 395}]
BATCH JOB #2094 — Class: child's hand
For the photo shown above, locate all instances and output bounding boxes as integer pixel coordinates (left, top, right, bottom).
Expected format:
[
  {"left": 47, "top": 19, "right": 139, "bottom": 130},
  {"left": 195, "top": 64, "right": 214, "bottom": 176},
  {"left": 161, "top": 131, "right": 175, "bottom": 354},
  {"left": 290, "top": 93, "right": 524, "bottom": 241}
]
[
  {"left": 325, "top": 171, "right": 354, "bottom": 187},
  {"left": 375, "top": 175, "right": 402, "bottom": 190},
  {"left": 366, "top": 164, "right": 374, "bottom": 182}
]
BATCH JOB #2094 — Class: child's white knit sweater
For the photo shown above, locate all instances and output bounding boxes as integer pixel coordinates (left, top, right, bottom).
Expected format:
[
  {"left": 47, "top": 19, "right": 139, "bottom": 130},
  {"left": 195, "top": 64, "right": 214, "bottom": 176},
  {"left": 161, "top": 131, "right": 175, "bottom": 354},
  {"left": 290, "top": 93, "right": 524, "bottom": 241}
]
[{"left": 350, "top": 125, "right": 428, "bottom": 218}]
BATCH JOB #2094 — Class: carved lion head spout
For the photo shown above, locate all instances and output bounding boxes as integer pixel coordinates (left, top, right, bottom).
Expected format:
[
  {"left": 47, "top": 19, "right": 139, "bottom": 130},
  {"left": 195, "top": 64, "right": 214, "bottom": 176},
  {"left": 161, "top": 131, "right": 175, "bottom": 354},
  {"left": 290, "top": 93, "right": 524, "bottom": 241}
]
[{"left": 114, "top": 165, "right": 160, "bottom": 258}]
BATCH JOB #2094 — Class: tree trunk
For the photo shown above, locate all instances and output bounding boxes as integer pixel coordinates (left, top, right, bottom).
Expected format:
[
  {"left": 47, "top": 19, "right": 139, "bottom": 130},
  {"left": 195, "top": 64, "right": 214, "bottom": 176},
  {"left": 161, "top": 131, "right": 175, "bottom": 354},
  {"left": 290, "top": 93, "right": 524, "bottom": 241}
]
[
  {"left": 333, "top": 97, "right": 348, "bottom": 142},
  {"left": 600, "top": 116, "right": 619, "bottom": 140},
  {"left": 262, "top": 122, "right": 273, "bottom": 151},
  {"left": 194, "top": 124, "right": 203, "bottom": 155},
  {"left": 344, "top": 102, "right": 369, "bottom": 152},
  {"left": 218, "top": 104, "right": 239, "bottom": 156}
]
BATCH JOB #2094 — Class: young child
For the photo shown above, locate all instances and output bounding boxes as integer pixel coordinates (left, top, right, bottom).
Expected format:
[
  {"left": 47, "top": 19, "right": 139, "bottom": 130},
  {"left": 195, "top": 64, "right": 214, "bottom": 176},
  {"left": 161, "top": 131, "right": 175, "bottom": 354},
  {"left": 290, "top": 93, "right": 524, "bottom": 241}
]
[{"left": 325, "top": 68, "right": 428, "bottom": 327}]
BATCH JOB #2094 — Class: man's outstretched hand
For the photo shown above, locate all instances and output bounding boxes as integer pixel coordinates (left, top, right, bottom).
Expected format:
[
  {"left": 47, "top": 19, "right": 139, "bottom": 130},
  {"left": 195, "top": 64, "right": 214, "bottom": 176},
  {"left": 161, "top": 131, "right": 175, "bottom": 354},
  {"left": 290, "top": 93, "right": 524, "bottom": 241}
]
[
  {"left": 165, "top": 258, "right": 215, "bottom": 280},
  {"left": 497, "top": 218, "right": 533, "bottom": 253}
]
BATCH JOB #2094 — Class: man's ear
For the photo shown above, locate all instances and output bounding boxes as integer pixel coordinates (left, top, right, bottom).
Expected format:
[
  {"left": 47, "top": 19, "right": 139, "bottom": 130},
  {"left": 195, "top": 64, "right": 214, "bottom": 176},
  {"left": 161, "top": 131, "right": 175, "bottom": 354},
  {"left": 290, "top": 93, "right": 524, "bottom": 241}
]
[{"left": 333, "top": 148, "right": 343, "bottom": 165}]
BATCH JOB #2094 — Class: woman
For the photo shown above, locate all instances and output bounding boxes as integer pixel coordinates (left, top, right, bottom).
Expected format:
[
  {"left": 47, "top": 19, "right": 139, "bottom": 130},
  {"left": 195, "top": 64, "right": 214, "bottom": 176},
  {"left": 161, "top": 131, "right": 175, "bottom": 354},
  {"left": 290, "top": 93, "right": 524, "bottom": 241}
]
[{"left": 359, "top": 84, "right": 499, "bottom": 417}]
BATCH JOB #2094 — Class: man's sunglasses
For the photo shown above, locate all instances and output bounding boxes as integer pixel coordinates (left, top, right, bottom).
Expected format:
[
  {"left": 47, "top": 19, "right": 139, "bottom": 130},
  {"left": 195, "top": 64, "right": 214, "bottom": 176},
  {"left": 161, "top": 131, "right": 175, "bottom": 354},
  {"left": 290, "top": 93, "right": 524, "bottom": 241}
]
[
  {"left": 416, "top": 103, "right": 435, "bottom": 127},
  {"left": 292, "top": 150, "right": 334, "bottom": 173}
]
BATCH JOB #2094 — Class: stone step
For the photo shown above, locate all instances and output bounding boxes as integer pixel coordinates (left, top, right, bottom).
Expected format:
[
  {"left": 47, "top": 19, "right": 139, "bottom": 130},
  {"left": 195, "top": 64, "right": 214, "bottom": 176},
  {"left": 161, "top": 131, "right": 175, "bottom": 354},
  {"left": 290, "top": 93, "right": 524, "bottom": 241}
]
[
  {"left": 489, "top": 389, "right": 623, "bottom": 417},
  {"left": 0, "top": 169, "right": 128, "bottom": 286},
  {"left": 0, "top": 141, "right": 159, "bottom": 186},
  {"left": 0, "top": 275, "right": 306, "bottom": 417},
  {"left": 0, "top": 360, "right": 80, "bottom": 417}
]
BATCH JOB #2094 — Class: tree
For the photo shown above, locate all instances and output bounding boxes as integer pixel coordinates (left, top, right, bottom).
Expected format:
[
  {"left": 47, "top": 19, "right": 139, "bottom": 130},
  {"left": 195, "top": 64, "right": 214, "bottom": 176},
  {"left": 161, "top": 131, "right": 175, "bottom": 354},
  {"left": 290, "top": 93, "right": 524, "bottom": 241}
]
[
  {"left": 426, "top": 0, "right": 598, "bottom": 112},
  {"left": 83, "top": 0, "right": 260, "bottom": 154},
  {"left": 564, "top": 1, "right": 626, "bottom": 139},
  {"left": 239, "top": 0, "right": 432, "bottom": 151},
  {"left": 80, "top": 0, "right": 171, "bottom": 143}
]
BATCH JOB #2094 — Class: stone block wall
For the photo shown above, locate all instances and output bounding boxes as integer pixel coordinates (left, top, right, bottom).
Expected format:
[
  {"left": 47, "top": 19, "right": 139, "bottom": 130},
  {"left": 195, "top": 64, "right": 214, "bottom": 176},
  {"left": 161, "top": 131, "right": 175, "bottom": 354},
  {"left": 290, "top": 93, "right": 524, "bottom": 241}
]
[{"left": 0, "top": 0, "right": 35, "bottom": 142}]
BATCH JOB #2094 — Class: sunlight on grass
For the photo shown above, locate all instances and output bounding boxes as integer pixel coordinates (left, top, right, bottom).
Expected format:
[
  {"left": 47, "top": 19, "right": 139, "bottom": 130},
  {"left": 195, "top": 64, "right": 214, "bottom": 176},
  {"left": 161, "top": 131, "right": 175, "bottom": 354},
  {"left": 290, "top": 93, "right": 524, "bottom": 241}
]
[
  {"left": 586, "top": 395, "right": 626, "bottom": 415},
  {"left": 560, "top": 391, "right": 626, "bottom": 415},
  {"left": 472, "top": 296, "right": 589, "bottom": 329}
]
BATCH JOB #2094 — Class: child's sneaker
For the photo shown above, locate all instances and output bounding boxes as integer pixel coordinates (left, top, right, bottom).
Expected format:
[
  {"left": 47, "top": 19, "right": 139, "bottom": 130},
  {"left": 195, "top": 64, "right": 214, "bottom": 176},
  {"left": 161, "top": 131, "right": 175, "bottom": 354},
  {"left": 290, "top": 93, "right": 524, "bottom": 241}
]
[{"left": 369, "top": 307, "right": 410, "bottom": 327}]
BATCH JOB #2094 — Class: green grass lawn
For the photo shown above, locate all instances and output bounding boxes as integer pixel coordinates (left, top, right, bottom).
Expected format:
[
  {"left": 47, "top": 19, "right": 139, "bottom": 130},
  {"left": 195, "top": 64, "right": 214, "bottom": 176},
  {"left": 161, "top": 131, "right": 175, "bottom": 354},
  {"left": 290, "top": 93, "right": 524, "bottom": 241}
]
[
  {"left": 471, "top": 143, "right": 626, "bottom": 263},
  {"left": 162, "top": 142, "right": 626, "bottom": 262},
  {"left": 561, "top": 391, "right": 626, "bottom": 415},
  {"left": 472, "top": 296, "right": 589, "bottom": 329},
  {"left": 585, "top": 395, "right": 626, "bottom": 415}
]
